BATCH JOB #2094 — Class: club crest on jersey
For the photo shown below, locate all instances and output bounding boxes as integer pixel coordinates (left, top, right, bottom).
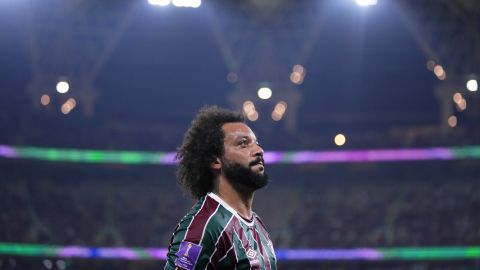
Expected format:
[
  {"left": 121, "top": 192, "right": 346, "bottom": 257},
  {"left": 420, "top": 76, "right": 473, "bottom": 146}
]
[
  {"left": 246, "top": 248, "right": 260, "bottom": 265},
  {"left": 175, "top": 241, "right": 202, "bottom": 270}
]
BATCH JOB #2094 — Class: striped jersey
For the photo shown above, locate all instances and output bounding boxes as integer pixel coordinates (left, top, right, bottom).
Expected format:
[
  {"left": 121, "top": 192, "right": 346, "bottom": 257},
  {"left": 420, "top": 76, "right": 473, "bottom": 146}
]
[{"left": 164, "top": 193, "right": 277, "bottom": 270}]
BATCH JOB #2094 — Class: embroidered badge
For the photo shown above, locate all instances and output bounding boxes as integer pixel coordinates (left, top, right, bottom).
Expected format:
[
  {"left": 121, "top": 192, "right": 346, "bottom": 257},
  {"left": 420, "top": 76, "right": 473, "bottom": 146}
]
[
  {"left": 246, "top": 248, "right": 260, "bottom": 265},
  {"left": 175, "top": 241, "right": 202, "bottom": 270},
  {"left": 246, "top": 248, "right": 257, "bottom": 259}
]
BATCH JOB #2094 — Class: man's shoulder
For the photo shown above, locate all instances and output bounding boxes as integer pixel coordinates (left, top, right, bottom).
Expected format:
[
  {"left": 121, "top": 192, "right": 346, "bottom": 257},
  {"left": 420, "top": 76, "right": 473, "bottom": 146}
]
[{"left": 176, "top": 195, "right": 233, "bottom": 239}]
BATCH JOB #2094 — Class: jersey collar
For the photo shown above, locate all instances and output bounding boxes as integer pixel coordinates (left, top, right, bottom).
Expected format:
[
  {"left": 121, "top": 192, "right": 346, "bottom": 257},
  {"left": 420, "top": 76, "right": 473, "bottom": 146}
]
[{"left": 207, "top": 192, "right": 255, "bottom": 227}]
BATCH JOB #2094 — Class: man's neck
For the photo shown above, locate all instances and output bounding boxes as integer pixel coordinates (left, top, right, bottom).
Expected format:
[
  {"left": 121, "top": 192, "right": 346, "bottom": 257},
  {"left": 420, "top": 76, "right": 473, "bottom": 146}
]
[{"left": 215, "top": 176, "right": 254, "bottom": 220}]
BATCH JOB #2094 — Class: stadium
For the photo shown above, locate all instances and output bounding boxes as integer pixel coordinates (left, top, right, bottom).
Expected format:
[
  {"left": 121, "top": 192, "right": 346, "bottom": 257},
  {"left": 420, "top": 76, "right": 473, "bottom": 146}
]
[{"left": 1, "top": 0, "right": 479, "bottom": 269}]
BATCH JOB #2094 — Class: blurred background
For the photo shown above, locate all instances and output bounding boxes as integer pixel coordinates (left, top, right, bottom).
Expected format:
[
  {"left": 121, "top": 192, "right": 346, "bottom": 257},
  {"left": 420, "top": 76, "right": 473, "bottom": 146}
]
[{"left": 1, "top": 0, "right": 480, "bottom": 269}]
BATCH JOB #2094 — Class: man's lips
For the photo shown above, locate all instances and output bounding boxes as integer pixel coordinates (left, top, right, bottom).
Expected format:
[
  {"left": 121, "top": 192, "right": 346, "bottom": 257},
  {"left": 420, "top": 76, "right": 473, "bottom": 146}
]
[{"left": 250, "top": 158, "right": 264, "bottom": 167}]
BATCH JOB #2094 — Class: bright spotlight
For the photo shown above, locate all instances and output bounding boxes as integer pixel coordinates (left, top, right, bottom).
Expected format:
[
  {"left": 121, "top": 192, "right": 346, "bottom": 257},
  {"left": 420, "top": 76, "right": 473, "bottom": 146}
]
[
  {"left": 466, "top": 79, "right": 478, "bottom": 92},
  {"left": 148, "top": 0, "right": 171, "bottom": 6},
  {"left": 355, "top": 0, "right": 377, "bottom": 7},
  {"left": 172, "top": 0, "right": 184, "bottom": 7},
  {"left": 334, "top": 134, "right": 346, "bottom": 146},
  {"left": 172, "top": 0, "right": 200, "bottom": 7},
  {"left": 56, "top": 81, "right": 69, "bottom": 94},
  {"left": 258, "top": 87, "right": 272, "bottom": 100},
  {"left": 190, "top": 0, "right": 201, "bottom": 8}
]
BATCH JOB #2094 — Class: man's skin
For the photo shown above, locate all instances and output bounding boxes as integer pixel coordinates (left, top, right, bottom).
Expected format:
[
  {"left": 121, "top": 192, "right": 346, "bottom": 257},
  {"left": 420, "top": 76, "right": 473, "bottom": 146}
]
[{"left": 210, "top": 122, "right": 265, "bottom": 221}]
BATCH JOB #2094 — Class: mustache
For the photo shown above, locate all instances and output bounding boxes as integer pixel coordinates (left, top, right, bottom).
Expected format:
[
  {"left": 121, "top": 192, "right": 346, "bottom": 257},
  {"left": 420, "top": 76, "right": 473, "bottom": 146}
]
[{"left": 249, "top": 157, "right": 264, "bottom": 167}]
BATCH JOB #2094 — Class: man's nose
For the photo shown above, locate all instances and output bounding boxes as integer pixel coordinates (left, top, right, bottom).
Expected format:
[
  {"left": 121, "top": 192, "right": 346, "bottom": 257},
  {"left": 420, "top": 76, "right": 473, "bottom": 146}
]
[{"left": 253, "top": 144, "right": 264, "bottom": 157}]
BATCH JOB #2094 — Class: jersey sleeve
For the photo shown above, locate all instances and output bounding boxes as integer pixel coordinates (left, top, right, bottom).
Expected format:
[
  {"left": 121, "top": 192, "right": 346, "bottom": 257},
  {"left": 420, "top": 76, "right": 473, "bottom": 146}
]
[
  {"left": 164, "top": 219, "right": 223, "bottom": 270},
  {"left": 164, "top": 196, "right": 233, "bottom": 270}
]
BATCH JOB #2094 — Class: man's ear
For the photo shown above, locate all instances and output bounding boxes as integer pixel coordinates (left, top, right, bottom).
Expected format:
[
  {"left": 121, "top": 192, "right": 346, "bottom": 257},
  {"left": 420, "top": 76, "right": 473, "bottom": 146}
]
[{"left": 210, "top": 157, "right": 222, "bottom": 170}]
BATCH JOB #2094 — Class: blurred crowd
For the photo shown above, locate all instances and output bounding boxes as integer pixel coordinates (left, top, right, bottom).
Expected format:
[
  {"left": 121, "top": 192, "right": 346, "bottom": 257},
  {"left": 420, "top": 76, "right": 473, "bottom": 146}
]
[
  {"left": 3, "top": 107, "right": 480, "bottom": 153},
  {"left": 1, "top": 160, "right": 479, "bottom": 269}
]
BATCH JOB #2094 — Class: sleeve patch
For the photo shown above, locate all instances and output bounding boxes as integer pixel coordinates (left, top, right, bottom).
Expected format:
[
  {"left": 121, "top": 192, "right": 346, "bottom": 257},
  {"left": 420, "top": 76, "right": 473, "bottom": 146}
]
[{"left": 175, "top": 241, "right": 202, "bottom": 270}]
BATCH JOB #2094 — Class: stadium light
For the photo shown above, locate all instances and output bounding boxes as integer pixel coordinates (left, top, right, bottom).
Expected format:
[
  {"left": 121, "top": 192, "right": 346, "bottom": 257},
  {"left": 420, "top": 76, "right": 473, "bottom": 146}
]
[
  {"left": 171, "top": 0, "right": 201, "bottom": 8},
  {"left": 56, "top": 81, "right": 69, "bottom": 94},
  {"left": 334, "top": 134, "right": 346, "bottom": 146},
  {"left": 452, "top": 92, "right": 463, "bottom": 104},
  {"left": 258, "top": 87, "right": 272, "bottom": 100},
  {"left": 272, "top": 101, "right": 287, "bottom": 121},
  {"left": 355, "top": 0, "right": 377, "bottom": 7},
  {"left": 148, "top": 0, "right": 171, "bottom": 6},
  {"left": 60, "top": 98, "right": 77, "bottom": 115},
  {"left": 466, "top": 79, "right": 478, "bottom": 92},
  {"left": 190, "top": 0, "right": 201, "bottom": 8},
  {"left": 40, "top": 94, "right": 50, "bottom": 106},
  {"left": 433, "top": 65, "right": 446, "bottom": 80},
  {"left": 448, "top": 115, "right": 457, "bottom": 127},
  {"left": 290, "top": 64, "right": 306, "bottom": 85},
  {"left": 456, "top": 99, "right": 467, "bottom": 112}
]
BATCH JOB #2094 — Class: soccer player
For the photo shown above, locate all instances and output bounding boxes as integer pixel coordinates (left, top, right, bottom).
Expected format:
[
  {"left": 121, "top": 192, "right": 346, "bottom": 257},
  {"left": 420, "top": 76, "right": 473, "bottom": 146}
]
[{"left": 164, "top": 106, "right": 277, "bottom": 270}]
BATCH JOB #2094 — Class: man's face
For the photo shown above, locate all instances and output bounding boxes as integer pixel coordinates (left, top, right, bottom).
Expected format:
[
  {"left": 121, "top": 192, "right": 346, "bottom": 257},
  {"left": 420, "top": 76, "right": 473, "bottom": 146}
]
[{"left": 220, "top": 122, "right": 268, "bottom": 190}]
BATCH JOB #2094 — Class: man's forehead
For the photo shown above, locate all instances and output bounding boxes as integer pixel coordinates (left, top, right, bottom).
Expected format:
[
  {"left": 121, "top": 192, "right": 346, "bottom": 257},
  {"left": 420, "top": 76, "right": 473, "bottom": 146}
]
[{"left": 222, "top": 122, "right": 256, "bottom": 140}]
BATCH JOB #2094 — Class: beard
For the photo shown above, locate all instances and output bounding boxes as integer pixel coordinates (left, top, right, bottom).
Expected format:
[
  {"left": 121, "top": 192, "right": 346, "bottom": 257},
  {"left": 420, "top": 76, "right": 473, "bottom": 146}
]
[{"left": 222, "top": 158, "right": 269, "bottom": 192}]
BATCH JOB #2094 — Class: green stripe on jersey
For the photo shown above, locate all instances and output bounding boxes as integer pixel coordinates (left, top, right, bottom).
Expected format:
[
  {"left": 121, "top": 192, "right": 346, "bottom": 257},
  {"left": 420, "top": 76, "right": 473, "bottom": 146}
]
[
  {"left": 237, "top": 220, "right": 266, "bottom": 269},
  {"left": 255, "top": 223, "right": 277, "bottom": 270},
  {"left": 232, "top": 229, "right": 252, "bottom": 270},
  {"left": 195, "top": 205, "right": 234, "bottom": 269}
]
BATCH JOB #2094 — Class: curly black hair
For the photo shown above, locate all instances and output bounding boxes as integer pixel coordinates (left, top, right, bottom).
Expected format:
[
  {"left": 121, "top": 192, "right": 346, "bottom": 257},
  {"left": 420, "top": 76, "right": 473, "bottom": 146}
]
[{"left": 176, "top": 106, "right": 245, "bottom": 199}]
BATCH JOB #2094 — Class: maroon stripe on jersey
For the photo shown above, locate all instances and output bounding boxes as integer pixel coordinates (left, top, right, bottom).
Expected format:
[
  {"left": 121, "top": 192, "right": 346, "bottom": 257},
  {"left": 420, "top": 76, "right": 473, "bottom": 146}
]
[
  {"left": 183, "top": 196, "right": 219, "bottom": 243},
  {"left": 234, "top": 220, "right": 251, "bottom": 252},
  {"left": 207, "top": 216, "right": 237, "bottom": 268},
  {"left": 252, "top": 226, "right": 271, "bottom": 270}
]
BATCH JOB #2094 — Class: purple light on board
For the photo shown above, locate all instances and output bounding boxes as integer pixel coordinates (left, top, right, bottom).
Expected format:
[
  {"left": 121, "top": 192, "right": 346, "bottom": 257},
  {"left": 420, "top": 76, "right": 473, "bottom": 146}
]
[
  {"left": 265, "top": 148, "right": 454, "bottom": 164},
  {"left": 58, "top": 246, "right": 91, "bottom": 258},
  {"left": 99, "top": 248, "right": 139, "bottom": 259},
  {"left": 161, "top": 153, "right": 178, "bottom": 165},
  {"left": 276, "top": 249, "right": 382, "bottom": 260},
  {"left": 0, "top": 145, "right": 17, "bottom": 158},
  {"left": 263, "top": 152, "right": 283, "bottom": 164},
  {"left": 364, "top": 148, "right": 453, "bottom": 161},
  {"left": 147, "top": 248, "right": 168, "bottom": 259}
]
